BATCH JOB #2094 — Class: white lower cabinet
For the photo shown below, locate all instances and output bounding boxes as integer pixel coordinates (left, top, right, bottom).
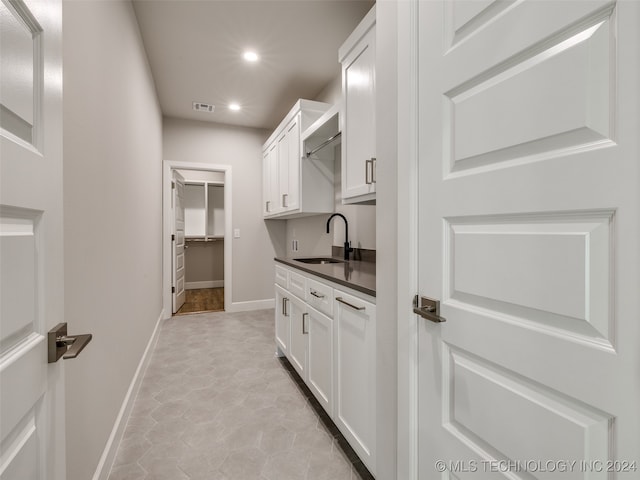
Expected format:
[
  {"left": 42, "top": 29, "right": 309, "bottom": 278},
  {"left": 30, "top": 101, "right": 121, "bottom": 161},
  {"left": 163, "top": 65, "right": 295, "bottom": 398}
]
[
  {"left": 333, "top": 289, "right": 376, "bottom": 474},
  {"left": 274, "top": 265, "right": 376, "bottom": 476},
  {"left": 307, "top": 305, "right": 333, "bottom": 415},
  {"left": 287, "top": 294, "right": 307, "bottom": 379},
  {"left": 274, "top": 284, "right": 290, "bottom": 356}
]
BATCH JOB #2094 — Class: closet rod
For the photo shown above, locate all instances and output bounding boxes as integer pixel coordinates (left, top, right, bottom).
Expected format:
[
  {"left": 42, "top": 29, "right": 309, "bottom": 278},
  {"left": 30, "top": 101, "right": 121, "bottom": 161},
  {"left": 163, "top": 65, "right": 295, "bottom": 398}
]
[
  {"left": 305, "top": 131, "right": 341, "bottom": 158},
  {"left": 185, "top": 237, "right": 222, "bottom": 242}
]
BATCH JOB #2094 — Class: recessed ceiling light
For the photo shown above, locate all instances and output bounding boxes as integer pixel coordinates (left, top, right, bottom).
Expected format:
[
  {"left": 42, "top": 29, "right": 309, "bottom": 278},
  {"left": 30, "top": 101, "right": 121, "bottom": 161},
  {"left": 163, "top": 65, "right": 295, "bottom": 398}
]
[
  {"left": 229, "top": 103, "right": 241, "bottom": 111},
  {"left": 243, "top": 51, "right": 259, "bottom": 62}
]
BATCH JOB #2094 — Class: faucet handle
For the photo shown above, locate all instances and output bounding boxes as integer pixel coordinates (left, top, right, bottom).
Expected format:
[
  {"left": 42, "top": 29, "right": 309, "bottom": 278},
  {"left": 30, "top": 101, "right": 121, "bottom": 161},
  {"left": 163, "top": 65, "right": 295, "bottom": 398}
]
[{"left": 344, "top": 241, "right": 354, "bottom": 261}]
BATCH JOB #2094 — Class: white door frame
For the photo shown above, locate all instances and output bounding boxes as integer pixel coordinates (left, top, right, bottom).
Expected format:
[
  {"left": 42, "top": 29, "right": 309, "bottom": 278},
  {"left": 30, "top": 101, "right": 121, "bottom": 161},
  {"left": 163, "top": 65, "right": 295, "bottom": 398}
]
[
  {"left": 396, "top": 0, "right": 420, "bottom": 478},
  {"left": 162, "top": 160, "right": 232, "bottom": 318}
]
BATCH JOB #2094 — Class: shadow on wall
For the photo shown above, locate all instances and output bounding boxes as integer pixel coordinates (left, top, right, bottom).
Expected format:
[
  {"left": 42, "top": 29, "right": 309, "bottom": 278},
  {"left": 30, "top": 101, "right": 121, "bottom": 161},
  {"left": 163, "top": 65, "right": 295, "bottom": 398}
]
[{"left": 266, "top": 220, "right": 287, "bottom": 258}]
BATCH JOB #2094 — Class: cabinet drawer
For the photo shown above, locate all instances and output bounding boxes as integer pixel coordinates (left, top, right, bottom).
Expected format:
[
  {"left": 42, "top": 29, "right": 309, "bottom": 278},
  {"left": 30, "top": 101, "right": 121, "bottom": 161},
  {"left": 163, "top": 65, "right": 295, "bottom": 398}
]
[
  {"left": 306, "top": 277, "right": 333, "bottom": 317},
  {"left": 289, "top": 270, "right": 306, "bottom": 299},
  {"left": 275, "top": 265, "right": 289, "bottom": 288}
]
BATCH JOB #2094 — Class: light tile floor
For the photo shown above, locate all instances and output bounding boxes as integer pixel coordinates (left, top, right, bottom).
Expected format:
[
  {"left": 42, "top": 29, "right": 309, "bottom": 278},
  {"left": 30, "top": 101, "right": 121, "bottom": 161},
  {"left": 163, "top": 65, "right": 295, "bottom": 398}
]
[{"left": 107, "top": 309, "right": 374, "bottom": 480}]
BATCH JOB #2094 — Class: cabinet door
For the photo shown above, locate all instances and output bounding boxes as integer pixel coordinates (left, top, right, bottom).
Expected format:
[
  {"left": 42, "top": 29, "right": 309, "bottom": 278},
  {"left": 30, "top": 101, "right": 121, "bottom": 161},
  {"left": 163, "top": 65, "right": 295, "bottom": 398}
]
[
  {"left": 274, "top": 285, "right": 290, "bottom": 355},
  {"left": 285, "top": 115, "right": 300, "bottom": 211},
  {"left": 277, "top": 129, "right": 289, "bottom": 212},
  {"left": 263, "top": 142, "right": 279, "bottom": 216},
  {"left": 341, "top": 25, "right": 376, "bottom": 203},
  {"left": 307, "top": 306, "right": 333, "bottom": 415},
  {"left": 277, "top": 115, "right": 301, "bottom": 213},
  {"left": 288, "top": 294, "right": 308, "bottom": 380},
  {"left": 333, "top": 290, "right": 376, "bottom": 474}
]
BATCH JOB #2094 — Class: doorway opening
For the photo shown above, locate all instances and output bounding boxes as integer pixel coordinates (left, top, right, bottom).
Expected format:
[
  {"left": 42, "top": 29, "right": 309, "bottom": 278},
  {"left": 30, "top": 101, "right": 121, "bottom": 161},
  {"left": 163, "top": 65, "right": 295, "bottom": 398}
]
[
  {"left": 162, "top": 161, "right": 232, "bottom": 319},
  {"left": 174, "top": 170, "right": 225, "bottom": 314}
]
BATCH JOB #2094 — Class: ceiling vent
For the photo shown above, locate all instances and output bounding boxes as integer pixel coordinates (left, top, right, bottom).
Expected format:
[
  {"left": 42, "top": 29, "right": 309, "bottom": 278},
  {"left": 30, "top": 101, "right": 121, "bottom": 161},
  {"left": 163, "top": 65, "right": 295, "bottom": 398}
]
[{"left": 193, "top": 102, "right": 214, "bottom": 113}]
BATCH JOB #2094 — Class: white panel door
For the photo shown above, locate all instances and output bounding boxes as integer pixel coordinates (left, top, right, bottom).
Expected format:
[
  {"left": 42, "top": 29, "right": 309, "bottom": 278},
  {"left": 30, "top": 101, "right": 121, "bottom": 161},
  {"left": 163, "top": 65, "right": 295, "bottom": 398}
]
[
  {"left": 172, "top": 171, "right": 185, "bottom": 313},
  {"left": 285, "top": 115, "right": 300, "bottom": 212},
  {"left": 341, "top": 23, "right": 376, "bottom": 203},
  {"left": 275, "top": 285, "right": 290, "bottom": 356},
  {"left": 287, "top": 294, "right": 307, "bottom": 380},
  {"left": 0, "top": 0, "right": 65, "bottom": 478},
  {"left": 333, "top": 291, "right": 376, "bottom": 474},
  {"left": 262, "top": 148, "right": 271, "bottom": 216},
  {"left": 267, "top": 142, "right": 280, "bottom": 215},
  {"left": 416, "top": 0, "right": 640, "bottom": 478},
  {"left": 307, "top": 305, "right": 333, "bottom": 415}
]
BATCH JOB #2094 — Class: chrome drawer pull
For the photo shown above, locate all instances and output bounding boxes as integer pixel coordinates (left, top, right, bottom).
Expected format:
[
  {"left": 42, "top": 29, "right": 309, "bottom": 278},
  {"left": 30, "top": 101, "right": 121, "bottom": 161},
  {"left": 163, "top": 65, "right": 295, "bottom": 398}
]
[
  {"left": 336, "top": 296, "right": 365, "bottom": 311},
  {"left": 309, "top": 290, "right": 325, "bottom": 299}
]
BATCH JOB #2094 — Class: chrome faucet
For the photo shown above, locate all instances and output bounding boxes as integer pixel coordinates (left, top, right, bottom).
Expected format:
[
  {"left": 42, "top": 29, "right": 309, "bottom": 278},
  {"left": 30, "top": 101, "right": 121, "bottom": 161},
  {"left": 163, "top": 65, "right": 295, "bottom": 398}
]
[{"left": 326, "top": 213, "right": 353, "bottom": 261}]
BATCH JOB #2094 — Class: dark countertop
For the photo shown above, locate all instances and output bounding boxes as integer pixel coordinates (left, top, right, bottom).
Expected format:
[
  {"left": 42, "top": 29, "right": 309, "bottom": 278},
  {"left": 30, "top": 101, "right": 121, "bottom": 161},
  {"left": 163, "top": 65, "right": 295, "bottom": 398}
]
[{"left": 274, "top": 256, "right": 376, "bottom": 297}]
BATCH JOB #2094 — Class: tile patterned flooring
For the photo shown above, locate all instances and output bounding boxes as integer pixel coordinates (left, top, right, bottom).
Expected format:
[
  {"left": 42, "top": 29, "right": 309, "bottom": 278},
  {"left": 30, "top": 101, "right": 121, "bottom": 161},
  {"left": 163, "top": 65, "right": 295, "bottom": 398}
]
[{"left": 107, "top": 309, "right": 374, "bottom": 480}]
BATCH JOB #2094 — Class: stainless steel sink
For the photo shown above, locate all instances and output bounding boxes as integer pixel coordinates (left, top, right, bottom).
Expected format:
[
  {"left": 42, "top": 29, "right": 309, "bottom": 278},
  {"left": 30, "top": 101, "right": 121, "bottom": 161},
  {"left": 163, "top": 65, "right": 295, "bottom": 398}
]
[{"left": 294, "top": 257, "right": 345, "bottom": 265}]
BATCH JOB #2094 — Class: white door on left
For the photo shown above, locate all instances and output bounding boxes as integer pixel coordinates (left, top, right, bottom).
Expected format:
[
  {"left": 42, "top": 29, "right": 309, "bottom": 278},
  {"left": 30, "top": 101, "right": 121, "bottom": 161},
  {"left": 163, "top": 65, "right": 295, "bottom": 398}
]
[
  {"left": 0, "top": 0, "right": 65, "bottom": 478},
  {"left": 172, "top": 170, "right": 186, "bottom": 313}
]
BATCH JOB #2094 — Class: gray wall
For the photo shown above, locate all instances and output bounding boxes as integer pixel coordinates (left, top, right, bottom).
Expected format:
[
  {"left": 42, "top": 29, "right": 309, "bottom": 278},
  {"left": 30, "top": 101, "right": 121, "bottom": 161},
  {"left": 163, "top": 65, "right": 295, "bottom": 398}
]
[
  {"left": 62, "top": 1, "right": 163, "bottom": 479},
  {"left": 163, "top": 117, "right": 285, "bottom": 303},
  {"left": 185, "top": 240, "right": 224, "bottom": 284}
]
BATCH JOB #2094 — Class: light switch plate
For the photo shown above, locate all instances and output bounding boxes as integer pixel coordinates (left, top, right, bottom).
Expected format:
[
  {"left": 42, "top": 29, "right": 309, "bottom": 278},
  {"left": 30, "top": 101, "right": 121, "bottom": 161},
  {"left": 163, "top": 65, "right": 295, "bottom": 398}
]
[{"left": 233, "top": 229, "right": 240, "bottom": 238}]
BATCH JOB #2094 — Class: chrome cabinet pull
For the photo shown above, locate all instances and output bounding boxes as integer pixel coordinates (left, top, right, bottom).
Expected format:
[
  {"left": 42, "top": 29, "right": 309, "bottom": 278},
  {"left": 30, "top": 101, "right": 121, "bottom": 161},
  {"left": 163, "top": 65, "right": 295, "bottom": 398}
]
[
  {"left": 282, "top": 297, "right": 290, "bottom": 316},
  {"left": 365, "top": 159, "right": 372, "bottom": 185},
  {"left": 302, "top": 313, "right": 309, "bottom": 334},
  {"left": 371, "top": 157, "right": 376, "bottom": 184},
  {"left": 282, "top": 193, "right": 288, "bottom": 208},
  {"left": 309, "top": 290, "right": 325, "bottom": 299},
  {"left": 265, "top": 200, "right": 271, "bottom": 213},
  {"left": 336, "top": 296, "right": 365, "bottom": 311}
]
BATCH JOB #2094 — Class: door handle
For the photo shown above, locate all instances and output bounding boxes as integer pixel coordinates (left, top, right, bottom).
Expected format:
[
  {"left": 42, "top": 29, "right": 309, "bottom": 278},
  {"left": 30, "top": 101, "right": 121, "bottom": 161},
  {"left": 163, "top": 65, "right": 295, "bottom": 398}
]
[
  {"left": 365, "top": 159, "right": 372, "bottom": 185},
  {"left": 371, "top": 157, "right": 376, "bottom": 184},
  {"left": 413, "top": 295, "right": 446, "bottom": 323},
  {"left": 48, "top": 323, "right": 93, "bottom": 363}
]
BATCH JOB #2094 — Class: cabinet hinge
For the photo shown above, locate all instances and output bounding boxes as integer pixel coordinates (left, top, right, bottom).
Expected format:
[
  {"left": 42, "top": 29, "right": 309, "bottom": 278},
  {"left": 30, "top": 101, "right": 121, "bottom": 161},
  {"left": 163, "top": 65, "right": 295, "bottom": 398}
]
[{"left": 172, "top": 286, "right": 175, "bottom": 293}]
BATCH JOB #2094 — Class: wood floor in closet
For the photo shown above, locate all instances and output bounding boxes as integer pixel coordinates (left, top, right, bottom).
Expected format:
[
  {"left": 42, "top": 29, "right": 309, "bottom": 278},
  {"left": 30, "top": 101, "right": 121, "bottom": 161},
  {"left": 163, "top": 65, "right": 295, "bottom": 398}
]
[{"left": 176, "top": 288, "right": 224, "bottom": 315}]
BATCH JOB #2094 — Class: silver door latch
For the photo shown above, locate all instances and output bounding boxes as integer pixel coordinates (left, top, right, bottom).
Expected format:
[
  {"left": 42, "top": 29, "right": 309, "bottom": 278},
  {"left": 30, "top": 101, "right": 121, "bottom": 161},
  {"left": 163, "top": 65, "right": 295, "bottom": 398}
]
[
  {"left": 413, "top": 295, "right": 446, "bottom": 323},
  {"left": 48, "top": 323, "right": 92, "bottom": 363}
]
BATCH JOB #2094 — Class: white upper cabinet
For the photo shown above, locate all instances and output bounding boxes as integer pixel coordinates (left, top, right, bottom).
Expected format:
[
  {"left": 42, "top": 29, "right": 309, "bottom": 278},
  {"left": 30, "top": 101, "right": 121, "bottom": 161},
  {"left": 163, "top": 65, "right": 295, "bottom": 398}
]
[
  {"left": 263, "top": 142, "right": 278, "bottom": 216},
  {"left": 277, "top": 115, "right": 301, "bottom": 213},
  {"left": 262, "top": 99, "right": 333, "bottom": 219},
  {"left": 339, "top": 5, "right": 376, "bottom": 204}
]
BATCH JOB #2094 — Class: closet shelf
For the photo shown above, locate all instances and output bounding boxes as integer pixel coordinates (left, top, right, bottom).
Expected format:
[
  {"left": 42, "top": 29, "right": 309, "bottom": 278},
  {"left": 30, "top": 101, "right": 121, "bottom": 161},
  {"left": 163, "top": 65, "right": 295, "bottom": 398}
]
[{"left": 186, "top": 236, "right": 224, "bottom": 242}]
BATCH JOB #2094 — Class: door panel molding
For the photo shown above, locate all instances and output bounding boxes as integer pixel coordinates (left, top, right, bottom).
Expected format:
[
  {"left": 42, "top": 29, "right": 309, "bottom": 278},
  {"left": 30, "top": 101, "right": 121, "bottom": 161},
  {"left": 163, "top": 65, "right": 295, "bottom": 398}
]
[
  {"left": 444, "top": 4, "right": 616, "bottom": 176},
  {"left": 443, "top": 344, "right": 613, "bottom": 471},
  {"left": 443, "top": 210, "right": 615, "bottom": 349}
]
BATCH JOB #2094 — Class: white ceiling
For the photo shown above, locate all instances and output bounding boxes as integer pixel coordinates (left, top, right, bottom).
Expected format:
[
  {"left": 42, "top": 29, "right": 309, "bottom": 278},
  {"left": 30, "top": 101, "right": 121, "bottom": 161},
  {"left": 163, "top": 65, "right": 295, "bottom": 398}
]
[{"left": 132, "top": 0, "right": 375, "bottom": 131}]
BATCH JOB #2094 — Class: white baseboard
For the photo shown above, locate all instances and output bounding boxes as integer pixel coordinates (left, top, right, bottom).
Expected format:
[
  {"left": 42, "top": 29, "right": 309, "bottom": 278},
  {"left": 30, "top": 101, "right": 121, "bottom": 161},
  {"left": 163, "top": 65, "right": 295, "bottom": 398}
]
[
  {"left": 185, "top": 280, "right": 224, "bottom": 290},
  {"left": 93, "top": 309, "right": 165, "bottom": 480},
  {"left": 226, "top": 298, "right": 274, "bottom": 312}
]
